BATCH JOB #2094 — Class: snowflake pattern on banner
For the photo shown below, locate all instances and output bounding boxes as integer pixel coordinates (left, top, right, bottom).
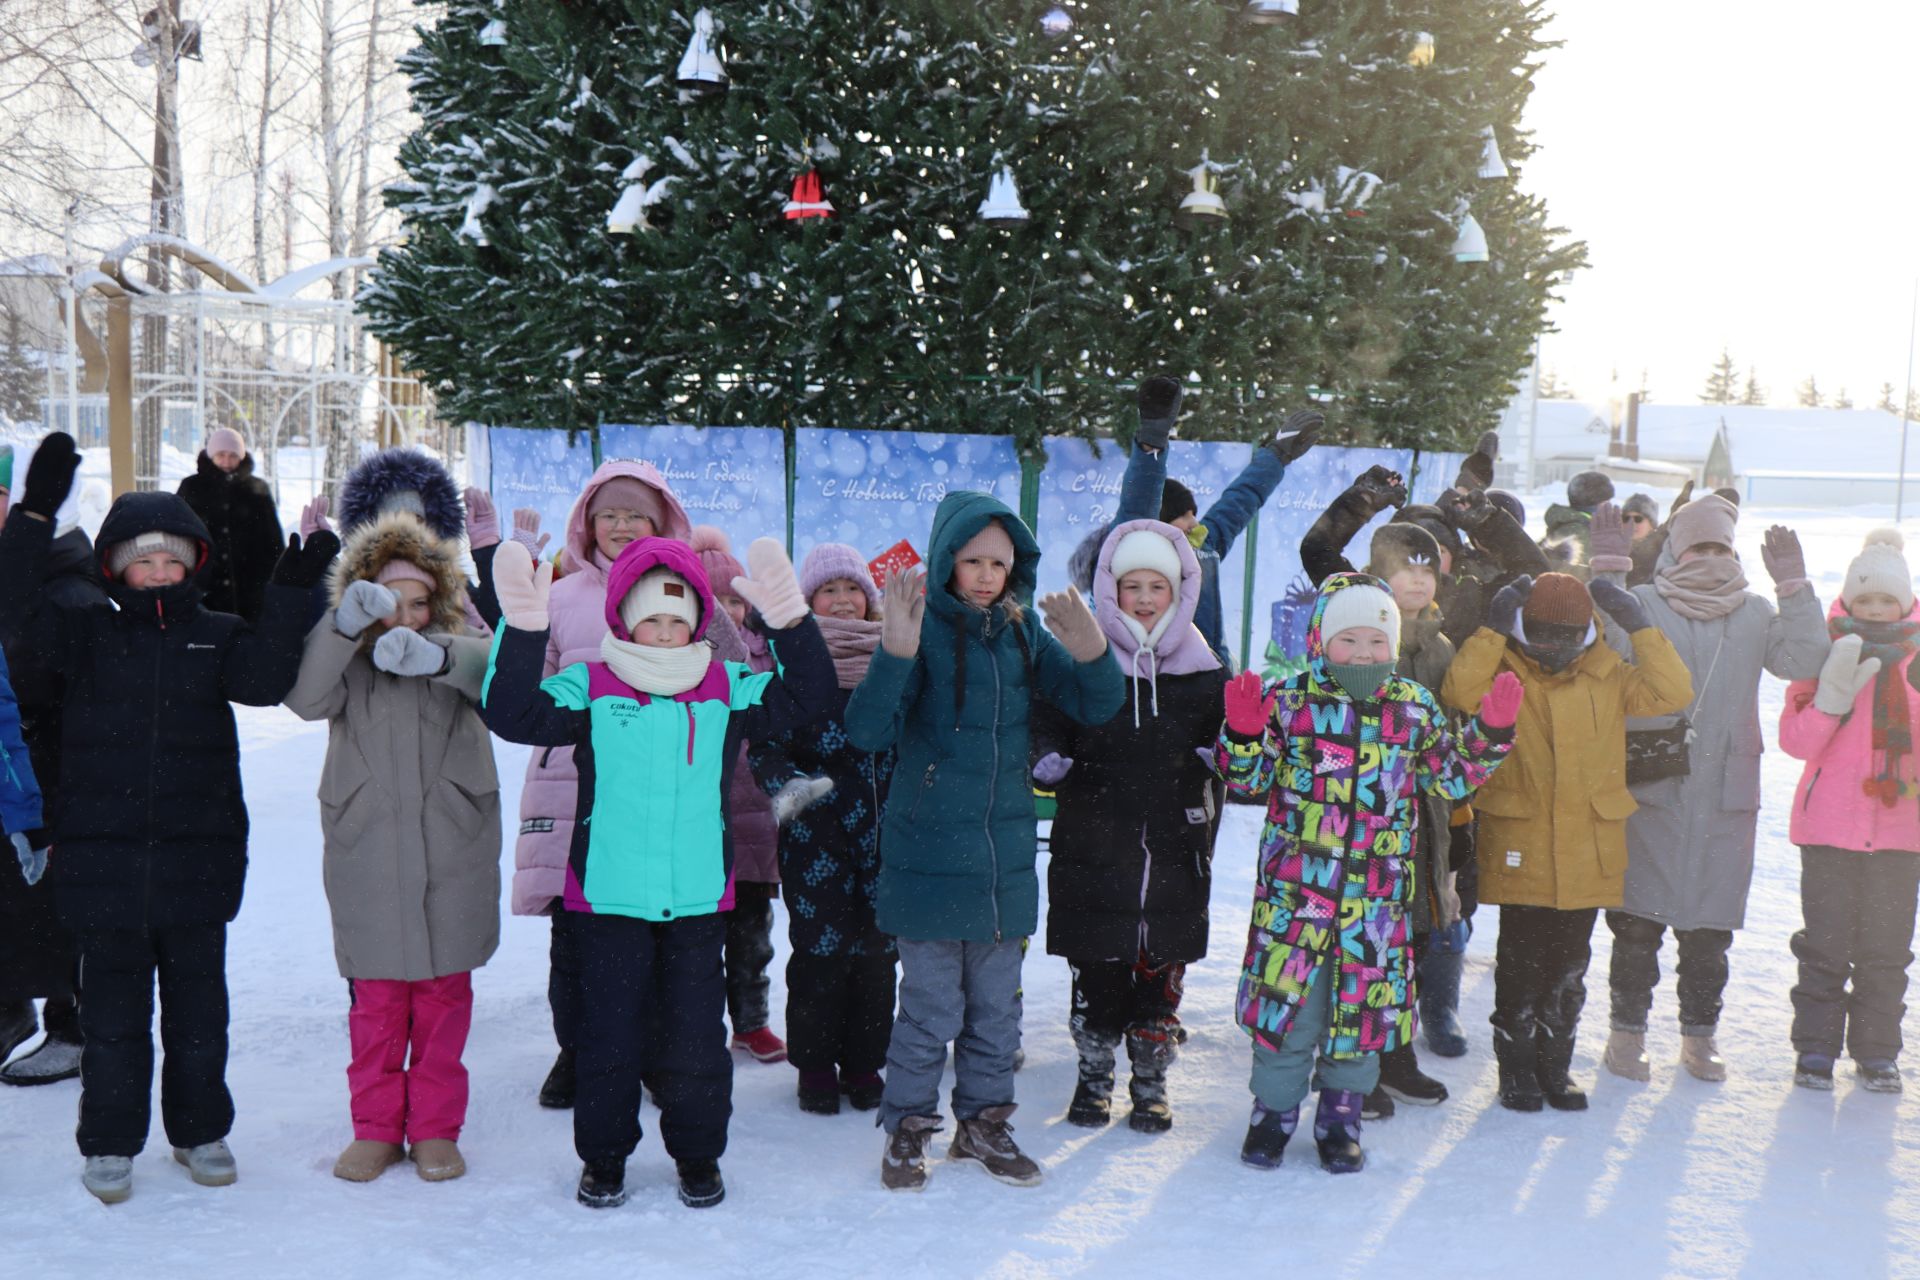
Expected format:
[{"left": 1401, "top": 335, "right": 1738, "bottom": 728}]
[
  {"left": 485, "top": 427, "right": 597, "bottom": 548},
  {"left": 1033, "top": 435, "right": 1253, "bottom": 663},
  {"left": 600, "top": 424, "right": 789, "bottom": 552},
  {"left": 790, "top": 428, "right": 1023, "bottom": 569}
]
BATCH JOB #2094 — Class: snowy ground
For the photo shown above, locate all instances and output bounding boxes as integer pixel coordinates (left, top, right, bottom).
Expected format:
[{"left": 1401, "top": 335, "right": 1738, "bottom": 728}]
[{"left": 5, "top": 503, "right": 1920, "bottom": 1279}]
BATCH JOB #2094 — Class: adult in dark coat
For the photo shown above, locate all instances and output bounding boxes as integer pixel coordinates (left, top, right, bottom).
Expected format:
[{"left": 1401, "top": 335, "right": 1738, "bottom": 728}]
[
  {"left": 176, "top": 428, "right": 285, "bottom": 623},
  {"left": 1034, "top": 518, "right": 1226, "bottom": 1132},
  {"left": 0, "top": 504, "right": 105, "bottom": 1085},
  {"left": 0, "top": 433, "right": 334, "bottom": 1189}
]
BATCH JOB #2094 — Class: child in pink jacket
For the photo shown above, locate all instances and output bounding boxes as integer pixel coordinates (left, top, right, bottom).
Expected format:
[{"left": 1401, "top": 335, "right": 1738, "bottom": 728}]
[{"left": 1780, "top": 529, "right": 1920, "bottom": 1094}]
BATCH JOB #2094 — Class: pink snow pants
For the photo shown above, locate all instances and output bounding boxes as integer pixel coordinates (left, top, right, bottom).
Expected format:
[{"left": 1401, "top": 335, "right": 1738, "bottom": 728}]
[{"left": 347, "top": 972, "right": 473, "bottom": 1144}]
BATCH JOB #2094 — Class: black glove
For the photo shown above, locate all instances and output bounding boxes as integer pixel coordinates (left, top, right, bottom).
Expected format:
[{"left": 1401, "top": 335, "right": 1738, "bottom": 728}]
[
  {"left": 1588, "top": 578, "right": 1651, "bottom": 633},
  {"left": 1450, "top": 487, "right": 1499, "bottom": 530},
  {"left": 1486, "top": 575, "right": 1533, "bottom": 637},
  {"left": 20, "top": 432, "right": 80, "bottom": 520},
  {"left": 1267, "top": 408, "right": 1325, "bottom": 464},
  {"left": 1135, "top": 376, "right": 1183, "bottom": 452},
  {"left": 1475, "top": 430, "right": 1500, "bottom": 461},
  {"left": 1351, "top": 465, "right": 1408, "bottom": 514},
  {"left": 270, "top": 530, "right": 341, "bottom": 590}
]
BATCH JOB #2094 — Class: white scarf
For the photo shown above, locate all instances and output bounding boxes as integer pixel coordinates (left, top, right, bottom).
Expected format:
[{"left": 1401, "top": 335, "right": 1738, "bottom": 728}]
[
  {"left": 1116, "top": 611, "right": 1177, "bottom": 727},
  {"left": 599, "top": 633, "right": 714, "bottom": 697}
]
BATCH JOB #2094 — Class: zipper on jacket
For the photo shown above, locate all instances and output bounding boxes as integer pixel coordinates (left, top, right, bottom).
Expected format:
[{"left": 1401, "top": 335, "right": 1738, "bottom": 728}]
[
  {"left": 1137, "top": 822, "right": 1152, "bottom": 956},
  {"left": 908, "top": 763, "right": 936, "bottom": 821},
  {"left": 1803, "top": 767, "right": 1821, "bottom": 812},
  {"left": 986, "top": 631, "right": 1004, "bottom": 942},
  {"left": 144, "top": 615, "right": 164, "bottom": 922}
]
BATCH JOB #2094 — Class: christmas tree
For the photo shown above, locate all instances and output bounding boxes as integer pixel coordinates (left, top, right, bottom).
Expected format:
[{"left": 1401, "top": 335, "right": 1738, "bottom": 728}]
[{"left": 364, "top": 1, "right": 1585, "bottom": 453}]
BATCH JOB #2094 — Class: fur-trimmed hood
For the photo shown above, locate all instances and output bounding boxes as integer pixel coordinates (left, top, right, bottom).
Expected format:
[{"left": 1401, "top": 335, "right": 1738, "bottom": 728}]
[
  {"left": 328, "top": 511, "right": 470, "bottom": 641},
  {"left": 338, "top": 448, "right": 465, "bottom": 541}
]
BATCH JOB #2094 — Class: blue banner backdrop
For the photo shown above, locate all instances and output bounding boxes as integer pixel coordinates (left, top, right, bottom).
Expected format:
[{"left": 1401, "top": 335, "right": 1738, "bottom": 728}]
[
  {"left": 1410, "top": 450, "right": 1467, "bottom": 507},
  {"left": 1033, "top": 437, "right": 1254, "bottom": 666},
  {"left": 484, "top": 427, "right": 597, "bottom": 558},
  {"left": 1253, "top": 446, "right": 1415, "bottom": 681},
  {"left": 600, "top": 424, "right": 789, "bottom": 555},
  {"left": 790, "top": 428, "right": 1023, "bottom": 573}
]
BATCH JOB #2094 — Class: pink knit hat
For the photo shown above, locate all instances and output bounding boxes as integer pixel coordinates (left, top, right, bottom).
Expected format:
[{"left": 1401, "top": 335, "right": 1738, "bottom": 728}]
[
  {"left": 206, "top": 427, "right": 247, "bottom": 459},
  {"left": 1668, "top": 495, "right": 1738, "bottom": 557},
  {"left": 801, "top": 542, "right": 881, "bottom": 613},
  {"left": 374, "top": 558, "right": 435, "bottom": 591},
  {"left": 588, "top": 476, "right": 666, "bottom": 528},
  {"left": 689, "top": 526, "right": 746, "bottom": 597}
]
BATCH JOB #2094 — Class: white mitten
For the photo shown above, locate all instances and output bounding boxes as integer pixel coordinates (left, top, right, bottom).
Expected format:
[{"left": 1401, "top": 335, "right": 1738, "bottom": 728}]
[
  {"left": 372, "top": 627, "right": 449, "bottom": 677},
  {"left": 772, "top": 775, "right": 834, "bottom": 825},
  {"left": 1039, "top": 585, "right": 1107, "bottom": 662},
  {"left": 731, "top": 538, "right": 808, "bottom": 630},
  {"left": 335, "top": 580, "right": 397, "bottom": 639},
  {"left": 493, "top": 538, "right": 554, "bottom": 632},
  {"left": 1813, "top": 634, "right": 1883, "bottom": 716}
]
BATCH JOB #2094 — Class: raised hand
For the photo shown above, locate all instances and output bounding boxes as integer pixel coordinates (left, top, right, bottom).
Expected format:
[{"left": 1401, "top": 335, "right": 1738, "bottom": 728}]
[
  {"left": 879, "top": 568, "right": 926, "bottom": 659},
  {"left": 731, "top": 538, "right": 807, "bottom": 629},
  {"left": 1223, "top": 669, "right": 1277, "bottom": 737},
  {"left": 1588, "top": 577, "right": 1651, "bottom": 633},
  {"left": 1478, "top": 670, "right": 1525, "bottom": 729},
  {"left": 1588, "top": 501, "right": 1631, "bottom": 564},
  {"left": 1135, "top": 375, "right": 1184, "bottom": 452},
  {"left": 493, "top": 537, "right": 554, "bottom": 632},
  {"left": 1761, "top": 526, "right": 1807, "bottom": 588},
  {"left": 463, "top": 487, "right": 499, "bottom": 549},
  {"left": 1486, "top": 575, "right": 1534, "bottom": 637},
  {"left": 1815, "top": 634, "right": 1881, "bottom": 716},
  {"left": 1269, "top": 407, "right": 1326, "bottom": 464},
  {"left": 1351, "top": 465, "right": 1409, "bottom": 514},
  {"left": 299, "top": 495, "right": 332, "bottom": 540},
  {"left": 511, "top": 507, "right": 551, "bottom": 558},
  {"left": 335, "top": 579, "right": 398, "bottom": 639},
  {"left": 20, "top": 432, "right": 79, "bottom": 522},
  {"left": 1039, "top": 585, "right": 1106, "bottom": 662},
  {"left": 270, "top": 531, "right": 341, "bottom": 590}
]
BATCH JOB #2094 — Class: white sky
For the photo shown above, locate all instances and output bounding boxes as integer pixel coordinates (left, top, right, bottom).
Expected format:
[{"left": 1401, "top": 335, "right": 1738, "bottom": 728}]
[{"left": 1525, "top": 2, "right": 1920, "bottom": 407}]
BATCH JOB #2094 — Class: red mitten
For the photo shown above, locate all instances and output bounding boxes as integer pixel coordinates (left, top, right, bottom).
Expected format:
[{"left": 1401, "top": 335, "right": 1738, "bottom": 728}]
[
  {"left": 1224, "top": 670, "right": 1277, "bottom": 737},
  {"left": 1479, "top": 671, "right": 1524, "bottom": 729}
]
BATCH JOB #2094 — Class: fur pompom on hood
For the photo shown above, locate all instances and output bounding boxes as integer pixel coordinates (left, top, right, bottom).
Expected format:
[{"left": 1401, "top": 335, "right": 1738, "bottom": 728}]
[
  {"left": 337, "top": 448, "right": 465, "bottom": 541},
  {"left": 328, "top": 512, "right": 470, "bottom": 641}
]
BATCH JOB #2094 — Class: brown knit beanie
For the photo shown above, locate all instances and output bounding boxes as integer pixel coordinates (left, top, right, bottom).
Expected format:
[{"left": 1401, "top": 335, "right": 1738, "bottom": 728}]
[{"left": 1524, "top": 573, "right": 1593, "bottom": 630}]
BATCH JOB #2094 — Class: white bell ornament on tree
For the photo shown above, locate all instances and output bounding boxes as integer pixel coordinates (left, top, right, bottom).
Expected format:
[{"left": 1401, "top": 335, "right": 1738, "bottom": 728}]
[
  {"left": 1244, "top": 0, "right": 1299, "bottom": 24},
  {"left": 1477, "top": 126, "right": 1509, "bottom": 180},
  {"left": 1176, "top": 153, "right": 1228, "bottom": 227},
  {"left": 1451, "top": 206, "right": 1490, "bottom": 264},
  {"left": 978, "top": 166, "right": 1030, "bottom": 226},
  {"left": 1409, "top": 31, "right": 1436, "bottom": 67},
  {"left": 677, "top": 8, "right": 728, "bottom": 97},
  {"left": 479, "top": 18, "right": 507, "bottom": 47}
]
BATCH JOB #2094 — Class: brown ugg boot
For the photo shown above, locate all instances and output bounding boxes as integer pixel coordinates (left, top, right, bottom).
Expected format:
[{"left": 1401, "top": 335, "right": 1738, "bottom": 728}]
[
  {"left": 1603, "top": 1029, "right": 1651, "bottom": 1082},
  {"left": 410, "top": 1139, "right": 466, "bottom": 1182},
  {"left": 1680, "top": 1034, "right": 1727, "bottom": 1083},
  {"left": 333, "top": 1140, "right": 405, "bottom": 1183}
]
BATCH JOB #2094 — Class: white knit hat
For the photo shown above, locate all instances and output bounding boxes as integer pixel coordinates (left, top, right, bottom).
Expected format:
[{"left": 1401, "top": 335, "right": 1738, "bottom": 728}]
[
  {"left": 1843, "top": 529, "right": 1915, "bottom": 613},
  {"left": 106, "top": 530, "right": 198, "bottom": 580},
  {"left": 1318, "top": 579, "right": 1402, "bottom": 659},
  {"left": 618, "top": 565, "right": 701, "bottom": 634},
  {"left": 1109, "top": 528, "right": 1182, "bottom": 589}
]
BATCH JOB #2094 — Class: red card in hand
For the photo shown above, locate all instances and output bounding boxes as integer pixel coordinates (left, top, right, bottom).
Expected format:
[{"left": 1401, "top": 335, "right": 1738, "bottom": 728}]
[{"left": 869, "top": 540, "right": 921, "bottom": 588}]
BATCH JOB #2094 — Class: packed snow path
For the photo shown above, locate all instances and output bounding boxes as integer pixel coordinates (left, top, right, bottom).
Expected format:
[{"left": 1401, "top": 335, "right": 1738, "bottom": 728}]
[{"left": 5, "top": 506, "right": 1918, "bottom": 1277}]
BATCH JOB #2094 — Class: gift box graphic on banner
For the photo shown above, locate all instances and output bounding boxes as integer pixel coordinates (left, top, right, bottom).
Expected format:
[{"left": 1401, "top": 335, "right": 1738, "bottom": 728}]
[
  {"left": 791, "top": 428, "right": 1023, "bottom": 571},
  {"left": 482, "top": 427, "right": 597, "bottom": 557},
  {"left": 1253, "top": 445, "right": 1414, "bottom": 682},
  {"left": 600, "top": 424, "right": 789, "bottom": 554},
  {"left": 1033, "top": 436, "right": 1253, "bottom": 664}
]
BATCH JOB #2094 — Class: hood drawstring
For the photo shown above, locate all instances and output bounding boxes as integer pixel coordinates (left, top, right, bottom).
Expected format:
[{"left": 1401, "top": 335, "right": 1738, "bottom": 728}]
[{"left": 1128, "top": 644, "right": 1160, "bottom": 729}]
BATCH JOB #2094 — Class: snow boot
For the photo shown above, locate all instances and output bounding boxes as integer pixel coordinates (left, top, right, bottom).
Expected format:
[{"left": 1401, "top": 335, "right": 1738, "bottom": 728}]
[
  {"left": 83, "top": 1155, "right": 133, "bottom": 1204},
  {"left": 1313, "top": 1089, "right": 1366, "bottom": 1175},
  {"left": 797, "top": 1069, "right": 841, "bottom": 1115},
  {"left": 1604, "top": 1028, "right": 1651, "bottom": 1082},
  {"left": 0, "top": 1000, "right": 34, "bottom": 1064},
  {"left": 1534, "top": 1023, "right": 1588, "bottom": 1112},
  {"left": 333, "top": 1139, "right": 405, "bottom": 1182},
  {"left": 1066, "top": 1074, "right": 1113, "bottom": 1128},
  {"left": 1124, "top": 1024, "right": 1174, "bottom": 1134},
  {"left": 174, "top": 1139, "right": 238, "bottom": 1187},
  {"left": 1793, "top": 1054, "right": 1835, "bottom": 1091},
  {"left": 0, "top": 1033, "right": 81, "bottom": 1086},
  {"left": 1856, "top": 1060, "right": 1904, "bottom": 1094},
  {"left": 841, "top": 1071, "right": 885, "bottom": 1112},
  {"left": 1418, "top": 945, "right": 1470, "bottom": 1058},
  {"left": 410, "top": 1138, "right": 465, "bottom": 1182},
  {"left": 881, "top": 1115, "right": 941, "bottom": 1192},
  {"left": 1379, "top": 1041, "right": 1448, "bottom": 1106},
  {"left": 676, "top": 1158, "right": 726, "bottom": 1208},
  {"left": 577, "top": 1158, "right": 628, "bottom": 1208},
  {"left": 1680, "top": 1033, "right": 1727, "bottom": 1083},
  {"left": 1362, "top": 1086, "right": 1396, "bottom": 1120},
  {"left": 732, "top": 1027, "right": 788, "bottom": 1063},
  {"left": 1493, "top": 1018, "right": 1544, "bottom": 1112},
  {"left": 949, "top": 1104, "right": 1043, "bottom": 1186},
  {"left": 538, "top": 1047, "right": 576, "bottom": 1109},
  {"left": 1239, "top": 1100, "right": 1298, "bottom": 1170}
]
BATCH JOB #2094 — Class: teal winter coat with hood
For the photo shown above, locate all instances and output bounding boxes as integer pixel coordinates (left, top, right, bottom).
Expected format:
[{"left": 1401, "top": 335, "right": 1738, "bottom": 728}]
[{"left": 846, "top": 491, "right": 1125, "bottom": 944}]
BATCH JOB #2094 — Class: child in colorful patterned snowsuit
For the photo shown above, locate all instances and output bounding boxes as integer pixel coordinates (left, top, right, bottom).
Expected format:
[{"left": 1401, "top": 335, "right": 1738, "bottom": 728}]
[{"left": 1219, "top": 572, "right": 1521, "bottom": 1174}]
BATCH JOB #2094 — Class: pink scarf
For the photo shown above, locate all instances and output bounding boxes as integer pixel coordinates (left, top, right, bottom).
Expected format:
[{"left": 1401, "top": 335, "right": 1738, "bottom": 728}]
[
  {"left": 815, "top": 614, "right": 881, "bottom": 689},
  {"left": 1654, "top": 556, "right": 1748, "bottom": 621}
]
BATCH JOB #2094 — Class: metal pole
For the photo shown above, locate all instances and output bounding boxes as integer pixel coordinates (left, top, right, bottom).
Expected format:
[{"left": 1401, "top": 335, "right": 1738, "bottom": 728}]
[
  {"left": 63, "top": 200, "right": 79, "bottom": 437},
  {"left": 1524, "top": 339, "right": 1541, "bottom": 492},
  {"left": 1900, "top": 278, "right": 1917, "bottom": 523}
]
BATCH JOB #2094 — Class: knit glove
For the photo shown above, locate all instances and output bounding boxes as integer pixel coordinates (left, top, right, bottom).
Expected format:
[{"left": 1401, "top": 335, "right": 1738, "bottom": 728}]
[
  {"left": 335, "top": 580, "right": 397, "bottom": 639},
  {"left": 880, "top": 568, "right": 926, "bottom": 658},
  {"left": 299, "top": 495, "right": 332, "bottom": 540},
  {"left": 1762, "top": 526, "right": 1808, "bottom": 594},
  {"left": 1478, "top": 670, "right": 1525, "bottom": 729},
  {"left": 511, "top": 508, "right": 551, "bottom": 558},
  {"left": 1223, "top": 670, "right": 1277, "bottom": 737},
  {"left": 1589, "top": 578, "right": 1651, "bottom": 633},
  {"left": 11, "top": 832, "right": 45, "bottom": 888},
  {"left": 728, "top": 538, "right": 805, "bottom": 630},
  {"left": 1486, "top": 575, "right": 1533, "bottom": 637},
  {"left": 1267, "top": 408, "right": 1325, "bottom": 465},
  {"left": 1039, "top": 585, "right": 1106, "bottom": 662},
  {"left": 1814, "top": 634, "right": 1882, "bottom": 716},
  {"left": 492, "top": 538, "right": 554, "bottom": 632},
  {"left": 1350, "top": 465, "right": 1409, "bottom": 515},
  {"left": 771, "top": 775, "right": 834, "bottom": 826},
  {"left": 270, "top": 530, "right": 341, "bottom": 590},
  {"left": 1135, "top": 375, "right": 1183, "bottom": 452},
  {"left": 372, "top": 627, "right": 449, "bottom": 678},
  {"left": 463, "top": 487, "right": 499, "bottom": 549},
  {"left": 1032, "top": 752, "right": 1074, "bottom": 787},
  {"left": 20, "top": 432, "right": 79, "bottom": 521},
  {"left": 1588, "top": 501, "right": 1633, "bottom": 573}
]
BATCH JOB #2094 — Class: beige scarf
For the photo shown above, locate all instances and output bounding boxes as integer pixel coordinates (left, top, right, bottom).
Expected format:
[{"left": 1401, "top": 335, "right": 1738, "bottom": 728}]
[
  {"left": 1654, "top": 556, "right": 1748, "bottom": 621},
  {"left": 599, "top": 632, "right": 714, "bottom": 697},
  {"left": 815, "top": 614, "right": 882, "bottom": 689}
]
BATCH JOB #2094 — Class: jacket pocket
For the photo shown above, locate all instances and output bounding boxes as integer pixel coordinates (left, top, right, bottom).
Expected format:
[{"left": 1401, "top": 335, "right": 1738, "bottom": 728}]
[
  {"left": 1591, "top": 788, "right": 1639, "bottom": 822},
  {"left": 905, "top": 762, "right": 937, "bottom": 822},
  {"left": 1467, "top": 786, "right": 1532, "bottom": 818},
  {"left": 1592, "top": 788, "right": 1637, "bottom": 876}
]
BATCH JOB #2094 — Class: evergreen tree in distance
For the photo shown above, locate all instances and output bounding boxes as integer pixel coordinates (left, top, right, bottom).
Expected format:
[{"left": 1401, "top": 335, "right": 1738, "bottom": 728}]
[
  {"left": 1796, "top": 375, "right": 1823, "bottom": 408},
  {"left": 1699, "top": 346, "right": 1736, "bottom": 404},
  {"left": 1739, "top": 367, "right": 1766, "bottom": 406},
  {"left": 365, "top": 1, "right": 1586, "bottom": 453}
]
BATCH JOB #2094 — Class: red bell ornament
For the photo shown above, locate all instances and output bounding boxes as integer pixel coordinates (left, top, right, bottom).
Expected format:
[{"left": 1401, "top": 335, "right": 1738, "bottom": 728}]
[{"left": 783, "top": 169, "right": 834, "bottom": 220}]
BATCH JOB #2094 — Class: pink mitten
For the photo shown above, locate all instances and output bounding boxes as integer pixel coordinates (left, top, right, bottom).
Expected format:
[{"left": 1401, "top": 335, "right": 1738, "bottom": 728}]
[
  {"left": 299, "top": 495, "right": 332, "bottom": 540},
  {"left": 464, "top": 487, "right": 499, "bottom": 548},
  {"left": 493, "top": 538, "right": 553, "bottom": 632},
  {"left": 1224, "top": 670, "right": 1277, "bottom": 737},
  {"left": 1479, "top": 671, "right": 1525, "bottom": 729},
  {"left": 732, "top": 538, "right": 807, "bottom": 629}
]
